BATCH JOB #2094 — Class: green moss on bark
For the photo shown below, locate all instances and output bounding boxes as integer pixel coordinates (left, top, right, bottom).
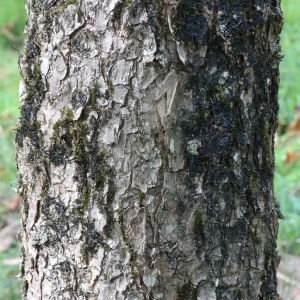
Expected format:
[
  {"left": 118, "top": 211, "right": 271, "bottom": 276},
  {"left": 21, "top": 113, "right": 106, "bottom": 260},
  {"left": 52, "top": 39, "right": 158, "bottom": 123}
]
[
  {"left": 193, "top": 211, "right": 203, "bottom": 236},
  {"left": 176, "top": 278, "right": 197, "bottom": 300}
]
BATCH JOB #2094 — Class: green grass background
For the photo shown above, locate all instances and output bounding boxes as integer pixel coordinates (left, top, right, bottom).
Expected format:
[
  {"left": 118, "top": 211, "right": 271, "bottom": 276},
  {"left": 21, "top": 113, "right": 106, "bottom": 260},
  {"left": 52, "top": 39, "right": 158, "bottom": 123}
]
[
  {"left": 0, "top": 0, "right": 25, "bottom": 298},
  {"left": 0, "top": 0, "right": 300, "bottom": 298},
  {"left": 276, "top": 0, "right": 300, "bottom": 255}
]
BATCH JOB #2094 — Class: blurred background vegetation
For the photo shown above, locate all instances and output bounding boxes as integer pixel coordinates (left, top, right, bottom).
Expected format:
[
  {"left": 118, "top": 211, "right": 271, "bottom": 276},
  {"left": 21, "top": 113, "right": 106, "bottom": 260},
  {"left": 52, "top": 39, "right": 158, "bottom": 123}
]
[
  {"left": 0, "top": 0, "right": 25, "bottom": 299},
  {"left": 0, "top": 0, "right": 300, "bottom": 299},
  {"left": 276, "top": 0, "right": 300, "bottom": 256}
]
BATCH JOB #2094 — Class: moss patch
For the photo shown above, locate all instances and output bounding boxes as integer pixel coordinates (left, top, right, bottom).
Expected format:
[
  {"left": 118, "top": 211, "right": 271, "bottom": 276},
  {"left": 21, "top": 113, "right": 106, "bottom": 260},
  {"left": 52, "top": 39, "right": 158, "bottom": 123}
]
[
  {"left": 88, "top": 82, "right": 101, "bottom": 106},
  {"left": 16, "top": 52, "right": 44, "bottom": 149},
  {"left": 51, "top": 104, "right": 110, "bottom": 218},
  {"left": 177, "top": 278, "right": 197, "bottom": 300},
  {"left": 81, "top": 219, "right": 103, "bottom": 257},
  {"left": 173, "top": 0, "right": 208, "bottom": 42},
  {"left": 193, "top": 210, "right": 203, "bottom": 236}
]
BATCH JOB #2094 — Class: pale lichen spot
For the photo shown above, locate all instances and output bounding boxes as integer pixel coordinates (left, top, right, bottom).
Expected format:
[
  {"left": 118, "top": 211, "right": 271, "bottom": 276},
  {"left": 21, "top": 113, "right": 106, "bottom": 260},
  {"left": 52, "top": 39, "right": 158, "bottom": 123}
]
[
  {"left": 233, "top": 152, "right": 239, "bottom": 161},
  {"left": 187, "top": 140, "right": 200, "bottom": 155},
  {"left": 169, "top": 139, "right": 175, "bottom": 154}
]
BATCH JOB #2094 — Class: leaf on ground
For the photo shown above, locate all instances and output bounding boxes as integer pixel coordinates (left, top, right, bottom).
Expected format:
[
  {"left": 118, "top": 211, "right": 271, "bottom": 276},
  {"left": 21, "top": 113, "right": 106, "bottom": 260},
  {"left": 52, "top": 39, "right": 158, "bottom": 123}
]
[
  {"left": 284, "top": 151, "right": 298, "bottom": 163},
  {"left": 287, "top": 105, "right": 300, "bottom": 131},
  {"left": 284, "top": 150, "right": 300, "bottom": 164},
  {"left": 288, "top": 119, "right": 300, "bottom": 131}
]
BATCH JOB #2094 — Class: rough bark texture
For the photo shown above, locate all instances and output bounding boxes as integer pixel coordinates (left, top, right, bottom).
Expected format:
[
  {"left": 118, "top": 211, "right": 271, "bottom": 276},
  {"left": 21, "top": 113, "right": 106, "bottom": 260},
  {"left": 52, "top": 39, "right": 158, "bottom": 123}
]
[{"left": 16, "top": 0, "right": 282, "bottom": 299}]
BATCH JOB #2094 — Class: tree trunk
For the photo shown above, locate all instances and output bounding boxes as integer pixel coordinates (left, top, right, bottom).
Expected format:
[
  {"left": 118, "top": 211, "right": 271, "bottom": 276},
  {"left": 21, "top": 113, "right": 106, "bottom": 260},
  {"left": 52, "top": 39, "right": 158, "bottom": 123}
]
[{"left": 16, "top": 0, "right": 282, "bottom": 299}]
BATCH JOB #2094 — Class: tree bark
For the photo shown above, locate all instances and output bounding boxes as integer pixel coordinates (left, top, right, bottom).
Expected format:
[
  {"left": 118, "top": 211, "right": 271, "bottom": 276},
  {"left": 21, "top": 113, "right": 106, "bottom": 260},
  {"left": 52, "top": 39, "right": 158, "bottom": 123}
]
[{"left": 16, "top": 0, "right": 282, "bottom": 299}]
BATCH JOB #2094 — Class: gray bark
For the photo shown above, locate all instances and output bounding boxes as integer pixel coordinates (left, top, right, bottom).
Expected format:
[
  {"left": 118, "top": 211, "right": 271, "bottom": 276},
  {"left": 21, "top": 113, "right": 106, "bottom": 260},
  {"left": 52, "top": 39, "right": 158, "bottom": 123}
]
[{"left": 16, "top": 0, "right": 283, "bottom": 299}]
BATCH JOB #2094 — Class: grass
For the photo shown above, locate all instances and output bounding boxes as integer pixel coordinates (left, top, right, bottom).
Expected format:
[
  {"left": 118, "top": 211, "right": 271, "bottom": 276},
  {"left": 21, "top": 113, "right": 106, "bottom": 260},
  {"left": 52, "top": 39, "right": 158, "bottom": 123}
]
[
  {"left": 279, "top": 0, "right": 300, "bottom": 127},
  {"left": 0, "top": 0, "right": 24, "bottom": 198},
  {"left": 0, "top": 0, "right": 25, "bottom": 49},
  {"left": 0, "top": 1, "right": 25, "bottom": 299},
  {"left": 0, "top": 48, "right": 20, "bottom": 199},
  {"left": 275, "top": 0, "right": 300, "bottom": 255}
]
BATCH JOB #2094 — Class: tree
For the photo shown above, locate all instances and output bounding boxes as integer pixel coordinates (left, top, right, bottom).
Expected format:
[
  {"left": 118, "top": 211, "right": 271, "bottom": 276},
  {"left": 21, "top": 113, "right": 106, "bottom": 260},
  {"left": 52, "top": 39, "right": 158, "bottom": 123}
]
[{"left": 16, "top": 0, "right": 283, "bottom": 299}]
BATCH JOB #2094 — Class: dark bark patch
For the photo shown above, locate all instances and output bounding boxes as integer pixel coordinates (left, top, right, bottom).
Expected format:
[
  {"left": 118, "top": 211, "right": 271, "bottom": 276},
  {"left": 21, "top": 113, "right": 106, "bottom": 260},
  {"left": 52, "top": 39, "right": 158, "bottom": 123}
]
[
  {"left": 90, "top": 150, "right": 109, "bottom": 189},
  {"left": 58, "top": 261, "right": 72, "bottom": 274},
  {"left": 88, "top": 82, "right": 101, "bottom": 106},
  {"left": 216, "top": 286, "right": 244, "bottom": 300},
  {"left": 16, "top": 62, "right": 44, "bottom": 148},
  {"left": 71, "top": 90, "right": 88, "bottom": 109},
  {"left": 176, "top": 278, "right": 197, "bottom": 300},
  {"left": 193, "top": 210, "right": 203, "bottom": 237},
  {"left": 82, "top": 219, "right": 103, "bottom": 255},
  {"left": 174, "top": 0, "right": 208, "bottom": 43},
  {"left": 102, "top": 176, "right": 116, "bottom": 238},
  {"left": 49, "top": 144, "right": 66, "bottom": 166},
  {"left": 41, "top": 197, "right": 66, "bottom": 220},
  {"left": 70, "top": 30, "right": 98, "bottom": 58}
]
